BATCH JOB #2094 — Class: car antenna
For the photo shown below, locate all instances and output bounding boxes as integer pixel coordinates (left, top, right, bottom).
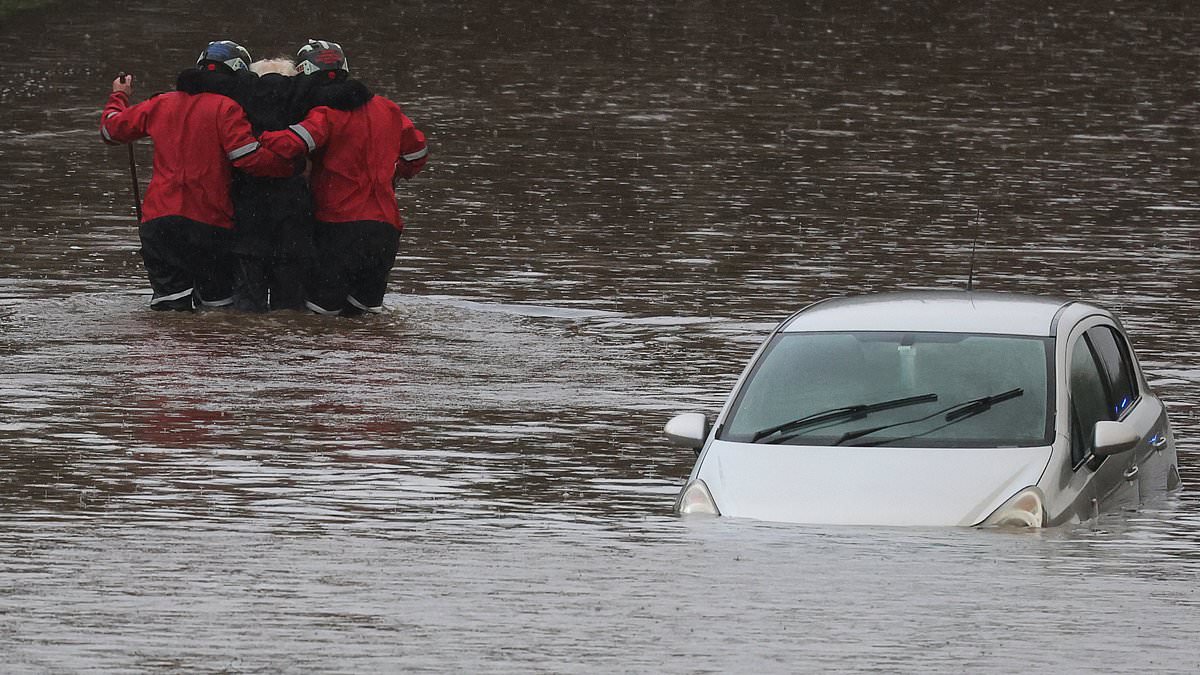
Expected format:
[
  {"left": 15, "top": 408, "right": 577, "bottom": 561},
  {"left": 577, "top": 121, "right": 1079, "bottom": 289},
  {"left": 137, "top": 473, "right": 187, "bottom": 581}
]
[{"left": 966, "top": 208, "right": 981, "bottom": 292}]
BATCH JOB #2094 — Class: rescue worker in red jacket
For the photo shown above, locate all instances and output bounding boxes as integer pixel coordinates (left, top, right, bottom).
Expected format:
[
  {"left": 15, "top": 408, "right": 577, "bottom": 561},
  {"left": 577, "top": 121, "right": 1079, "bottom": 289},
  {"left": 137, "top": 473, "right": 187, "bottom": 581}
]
[
  {"left": 100, "top": 41, "right": 298, "bottom": 311},
  {"left": 260, "top": 39, "right": 428, "bottom": 316}
]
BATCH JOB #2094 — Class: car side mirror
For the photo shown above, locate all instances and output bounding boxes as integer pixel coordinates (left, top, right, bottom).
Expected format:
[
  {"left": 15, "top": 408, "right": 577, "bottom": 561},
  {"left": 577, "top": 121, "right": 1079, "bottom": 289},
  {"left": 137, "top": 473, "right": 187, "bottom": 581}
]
[
  {"left": 1093, "top": 420, "right": 1139, "bottom": 457},
  {"left": 664, "top": 413, "right": 708, "bottom": 452}
]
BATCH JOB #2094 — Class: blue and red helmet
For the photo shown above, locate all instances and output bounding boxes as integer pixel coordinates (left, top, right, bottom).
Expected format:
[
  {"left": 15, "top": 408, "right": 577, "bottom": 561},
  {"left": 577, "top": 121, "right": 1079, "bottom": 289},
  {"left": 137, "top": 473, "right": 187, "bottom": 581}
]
[
  {"left": 196, "top": 40, "right": 251, "bottom": 73},
  {"left": 296, "top": 39, "right": 349, "bottom": 77}
]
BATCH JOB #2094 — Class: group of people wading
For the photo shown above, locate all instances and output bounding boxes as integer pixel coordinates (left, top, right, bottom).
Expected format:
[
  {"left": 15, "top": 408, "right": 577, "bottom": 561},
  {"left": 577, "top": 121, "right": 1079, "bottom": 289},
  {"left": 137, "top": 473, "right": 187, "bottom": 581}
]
[{"left": 100, "top": 39, "right": 429, "bottom": 315}]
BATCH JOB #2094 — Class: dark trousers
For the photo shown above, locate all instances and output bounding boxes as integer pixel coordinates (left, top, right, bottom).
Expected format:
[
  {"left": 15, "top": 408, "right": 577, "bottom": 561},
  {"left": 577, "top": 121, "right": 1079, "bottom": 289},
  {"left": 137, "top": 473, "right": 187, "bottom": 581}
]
[
  {"left": 139, "top": 217, "right": 235, "bottom": 311},
  {"left": 306, "top": 220, "right": 400, "bottom": 315},
  {"left": 231, "top": 255, "right": 311, "bottom": 312},
  {"left": 230, "top": 173, "right": 315, "bottom": 312}
]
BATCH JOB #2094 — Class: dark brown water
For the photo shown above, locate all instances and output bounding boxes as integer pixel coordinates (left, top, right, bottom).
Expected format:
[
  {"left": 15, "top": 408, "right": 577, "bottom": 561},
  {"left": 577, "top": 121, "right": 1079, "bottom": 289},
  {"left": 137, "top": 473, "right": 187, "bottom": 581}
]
[{"left": 2, "top": 0, "right": 1200, "bottom": 671}]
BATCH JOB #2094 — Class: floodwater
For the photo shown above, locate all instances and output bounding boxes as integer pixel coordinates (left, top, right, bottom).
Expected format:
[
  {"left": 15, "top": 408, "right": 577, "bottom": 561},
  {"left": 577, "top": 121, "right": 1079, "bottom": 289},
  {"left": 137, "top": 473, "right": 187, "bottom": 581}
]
[{"left": 2, "top": 0, "right": 1200, "bottom": 671}]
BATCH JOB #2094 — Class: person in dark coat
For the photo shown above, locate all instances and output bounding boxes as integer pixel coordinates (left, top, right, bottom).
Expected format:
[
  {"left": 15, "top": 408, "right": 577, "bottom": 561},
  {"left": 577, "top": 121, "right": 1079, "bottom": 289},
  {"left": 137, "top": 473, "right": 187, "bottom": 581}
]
[{"left": 227, "top": 58, "right": 316, "bottom": 312}]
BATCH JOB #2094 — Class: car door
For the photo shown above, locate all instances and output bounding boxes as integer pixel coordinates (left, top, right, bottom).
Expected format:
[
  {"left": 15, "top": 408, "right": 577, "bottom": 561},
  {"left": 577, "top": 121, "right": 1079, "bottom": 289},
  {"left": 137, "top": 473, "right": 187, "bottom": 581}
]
[
  {"left": 1084, "top": 323, "right": 1169, "bottom": 502},
  {"left": 1066, "top": 323, "right": 1138, "bottom": 513}
]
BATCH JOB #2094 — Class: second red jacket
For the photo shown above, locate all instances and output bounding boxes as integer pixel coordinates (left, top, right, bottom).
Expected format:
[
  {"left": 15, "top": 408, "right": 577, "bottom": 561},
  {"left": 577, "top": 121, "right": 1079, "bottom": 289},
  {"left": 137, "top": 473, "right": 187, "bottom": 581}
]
[{"left": 262, "top": 92, "right": 428, "bottom": 230}]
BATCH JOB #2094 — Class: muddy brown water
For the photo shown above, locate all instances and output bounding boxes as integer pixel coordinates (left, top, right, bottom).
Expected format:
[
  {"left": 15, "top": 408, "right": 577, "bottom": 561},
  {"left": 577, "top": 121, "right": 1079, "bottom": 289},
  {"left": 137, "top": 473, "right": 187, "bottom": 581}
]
[{"left": 2, "top": 0, "right": 1200, "bottom": 671}]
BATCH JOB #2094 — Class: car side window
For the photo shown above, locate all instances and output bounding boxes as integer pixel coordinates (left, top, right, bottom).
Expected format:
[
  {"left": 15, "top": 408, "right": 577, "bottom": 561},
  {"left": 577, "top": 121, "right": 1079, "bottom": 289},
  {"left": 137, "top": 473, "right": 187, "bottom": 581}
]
[
  {"left": 1069, "top": 336, "right": 1111, "bottom": 466},
  {"left": 1085, "top": 326, "right": 1138, "bottom": 419}
]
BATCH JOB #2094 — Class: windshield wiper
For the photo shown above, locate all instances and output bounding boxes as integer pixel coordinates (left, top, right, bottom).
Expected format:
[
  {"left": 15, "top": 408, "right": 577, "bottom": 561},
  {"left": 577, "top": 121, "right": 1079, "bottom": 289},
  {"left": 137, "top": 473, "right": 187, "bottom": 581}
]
[
  {"left": 750, "top": 393, "right": 937, "bottom": 444},
  {"left": 943, "top": 388, "right": 1024, "bottom": 422},
  {"left": 834, "top": 388, "right": 1025, "bottom": 446}
]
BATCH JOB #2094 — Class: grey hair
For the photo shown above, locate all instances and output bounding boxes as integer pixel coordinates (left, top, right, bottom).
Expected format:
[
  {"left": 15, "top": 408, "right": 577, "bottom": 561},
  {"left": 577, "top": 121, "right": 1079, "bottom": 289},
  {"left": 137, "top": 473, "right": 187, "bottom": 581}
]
[{"left": 250, "top": 58, "right": 298, "bottom": 76}]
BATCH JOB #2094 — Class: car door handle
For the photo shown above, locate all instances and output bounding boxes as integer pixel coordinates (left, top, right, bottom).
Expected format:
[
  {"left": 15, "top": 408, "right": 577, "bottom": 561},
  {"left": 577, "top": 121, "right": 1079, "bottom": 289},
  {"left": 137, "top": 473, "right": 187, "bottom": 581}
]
[{"left": 1123, "top": 465, "right": 1139, "bottom": 481}]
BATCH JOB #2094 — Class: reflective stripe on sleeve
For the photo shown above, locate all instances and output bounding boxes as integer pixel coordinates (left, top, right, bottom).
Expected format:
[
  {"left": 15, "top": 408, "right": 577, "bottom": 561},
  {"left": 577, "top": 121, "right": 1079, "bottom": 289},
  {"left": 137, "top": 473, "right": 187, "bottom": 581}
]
[
  {"left": 401, "top": 146, "right": 428, "bottom": 162},
  {"left": 101, "top": 112, "right": 119, "bottom": 143},
  {"left": 228, "top": 141, "right": 259, "bottom": 161},
  {"left": 289, "top": 124, "right": 316, "bottom": 152}
]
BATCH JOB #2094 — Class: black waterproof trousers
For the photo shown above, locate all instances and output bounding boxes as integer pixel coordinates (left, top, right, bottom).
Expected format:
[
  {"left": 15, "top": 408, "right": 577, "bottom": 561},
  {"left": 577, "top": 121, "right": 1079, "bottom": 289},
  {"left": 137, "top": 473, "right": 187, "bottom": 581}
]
[
  {"left": 230, "top": 173, "right": 315, "bottom": 312},
  {"left": 138, "top": 216, "right": 235, "bottom": 311},
  {"left": 305, "top": 220, "right": 400, "bottom": 316}
]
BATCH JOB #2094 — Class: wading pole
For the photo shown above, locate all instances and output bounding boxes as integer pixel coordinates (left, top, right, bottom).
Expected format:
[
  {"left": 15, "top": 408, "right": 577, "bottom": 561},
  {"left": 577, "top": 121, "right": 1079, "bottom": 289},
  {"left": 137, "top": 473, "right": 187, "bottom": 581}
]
[
  {"left": 116, "top": 72, "right": 142, "bottom": 222},
  {"left": 127, "top": 142, "right": 142, "bottom": 222}
]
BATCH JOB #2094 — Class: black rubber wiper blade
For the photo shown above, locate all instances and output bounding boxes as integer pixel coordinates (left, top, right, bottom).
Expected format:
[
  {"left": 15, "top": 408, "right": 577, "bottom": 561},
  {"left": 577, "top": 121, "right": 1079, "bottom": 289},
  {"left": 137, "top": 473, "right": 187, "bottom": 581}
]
[
  {"left": 751, "top": 393, "right": 937, "bottom": 443},
  {"left": 944, "top": 388, "right": 1023, "bottom": 422},
  {"left": 835, "top": 410, "right": 941, "bottom": 445},
  {"left": 834, "top": 388, "right": 1024, "bottom": 445},
  {"left": 838, "top": 388, "right": 1025, "bottom": 447}
]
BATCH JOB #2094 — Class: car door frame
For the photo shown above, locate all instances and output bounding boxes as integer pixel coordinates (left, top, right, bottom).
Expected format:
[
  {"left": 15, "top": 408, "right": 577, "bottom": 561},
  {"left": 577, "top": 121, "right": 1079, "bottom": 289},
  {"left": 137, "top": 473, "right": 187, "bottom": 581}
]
[
  {"left": 1060, "top": 315, "right": 1141, "bottom": 517},
  {"left": 1092, "top": 318, "right": 1172, "bottom": 501}
]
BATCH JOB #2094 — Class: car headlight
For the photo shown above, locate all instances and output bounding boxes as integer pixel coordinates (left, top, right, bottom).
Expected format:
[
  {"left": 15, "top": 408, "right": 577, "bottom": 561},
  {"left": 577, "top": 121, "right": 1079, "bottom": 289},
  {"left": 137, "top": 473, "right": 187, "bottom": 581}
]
[
  {"left": 980, "top": 486, "right": 1045, "bottom": 528},
  {"left": 675, "top": 479, "right": 721, "bottom": 516}
]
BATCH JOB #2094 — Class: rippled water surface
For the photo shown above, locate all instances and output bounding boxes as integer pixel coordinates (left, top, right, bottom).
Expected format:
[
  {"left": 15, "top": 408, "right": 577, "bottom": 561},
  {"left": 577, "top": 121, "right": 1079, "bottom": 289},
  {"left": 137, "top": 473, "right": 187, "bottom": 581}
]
[{"left": 2, "top": 0, "right": 1200, "bottom": 671}]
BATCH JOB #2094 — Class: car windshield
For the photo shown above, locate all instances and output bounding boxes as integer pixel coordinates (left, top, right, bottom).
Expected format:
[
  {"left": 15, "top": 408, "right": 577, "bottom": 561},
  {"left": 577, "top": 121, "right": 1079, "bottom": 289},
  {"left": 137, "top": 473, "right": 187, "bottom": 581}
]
[{"left": 719, "top": 331, "right": 1054, "bottom": 447}]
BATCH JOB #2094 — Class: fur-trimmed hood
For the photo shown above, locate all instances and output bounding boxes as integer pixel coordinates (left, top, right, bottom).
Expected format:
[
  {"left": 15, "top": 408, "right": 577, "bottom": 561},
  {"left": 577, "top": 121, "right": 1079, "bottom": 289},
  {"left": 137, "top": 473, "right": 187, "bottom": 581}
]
[
  {"left": 297, "top": 76, "right": 374, "bottom": 111},
  {"left": 175, "top": 67, "right": 256, "bottom": 99},
  {"left": 171, "top": 69, "right": 374, "bottom": 130}
]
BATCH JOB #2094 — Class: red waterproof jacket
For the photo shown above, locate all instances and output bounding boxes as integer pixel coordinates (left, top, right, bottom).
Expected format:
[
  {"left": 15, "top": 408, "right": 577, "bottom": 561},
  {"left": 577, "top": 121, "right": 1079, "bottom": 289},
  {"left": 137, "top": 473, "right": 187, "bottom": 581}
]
[
  {"left": 261, "top": 94, "right": 428, "bottom": 230},
  {"left": 101, "top": 90, "right": 296, "bottom": 229}
]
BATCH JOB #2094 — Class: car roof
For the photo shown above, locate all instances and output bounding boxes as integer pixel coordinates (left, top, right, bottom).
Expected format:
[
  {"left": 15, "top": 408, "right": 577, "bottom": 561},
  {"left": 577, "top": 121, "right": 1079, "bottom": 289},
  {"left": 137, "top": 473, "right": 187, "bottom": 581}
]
[{"left": 780, "top": 291, "right": 1095, "bottom": 336}]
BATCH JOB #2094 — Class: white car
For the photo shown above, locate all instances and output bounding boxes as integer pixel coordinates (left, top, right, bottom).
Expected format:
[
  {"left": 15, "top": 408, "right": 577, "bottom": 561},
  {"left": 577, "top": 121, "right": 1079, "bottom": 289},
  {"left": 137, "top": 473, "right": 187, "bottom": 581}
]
[{"left": 667, "top": 291, "right": 1181, "bottom": 527}]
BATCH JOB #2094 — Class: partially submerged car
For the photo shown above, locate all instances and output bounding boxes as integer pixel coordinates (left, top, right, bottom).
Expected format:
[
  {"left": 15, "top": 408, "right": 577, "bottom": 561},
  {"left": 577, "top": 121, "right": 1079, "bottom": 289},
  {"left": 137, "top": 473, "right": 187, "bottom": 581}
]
[{"left": 667, "top": 291, "right": 1180, "bottom": 527}]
